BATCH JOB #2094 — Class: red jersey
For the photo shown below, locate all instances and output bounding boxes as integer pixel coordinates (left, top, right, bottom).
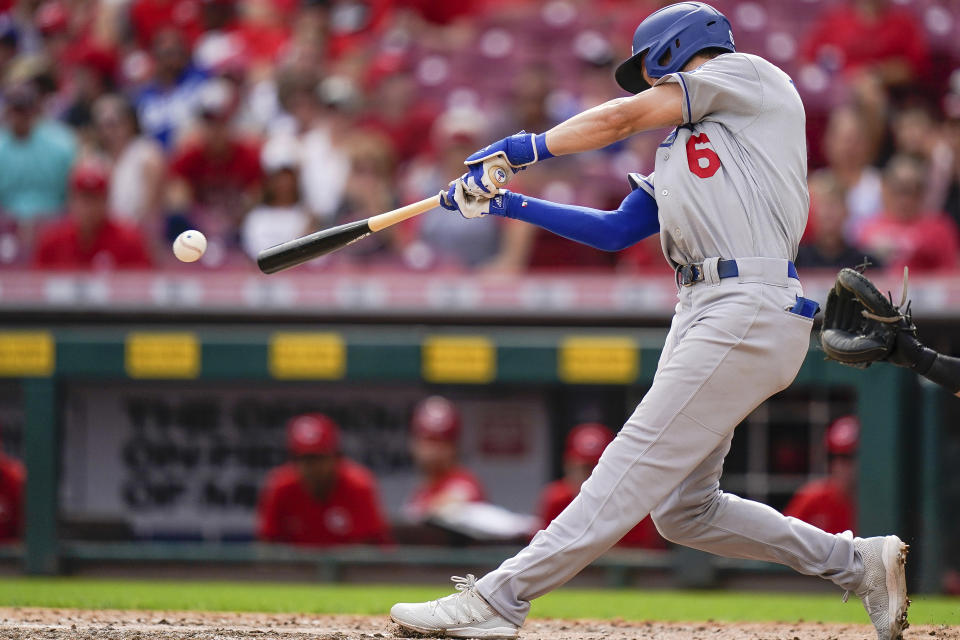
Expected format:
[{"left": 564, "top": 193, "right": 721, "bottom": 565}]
[
  {"left": 802, "top": 7, "right": 929, "bottom": 78},
  {"left": 539, "top": 479, "right": 665, "bottom": 549},
  {"left": 0, "top": 457, "right": 24, "bottom": 542},
  {"left": 784, "top": 479, "right": 855, "bottom": 535},
  {"left": 170, "top": 139, "right": 262, "bottom": 211},
  {"left": 256, "top": 460, "right": 390, "bottom": 547},
  {"left": 858, "top": 213, "right": 960, "bottom": 273},
  {"left": 406, "top": 467, "right": 485, "bottom": 520},
  {"left": 233, "top": 23, "right": 291, "bottom": 65},
  {"left": 33, "top": 217, "right": 152, "bottom": 270}
]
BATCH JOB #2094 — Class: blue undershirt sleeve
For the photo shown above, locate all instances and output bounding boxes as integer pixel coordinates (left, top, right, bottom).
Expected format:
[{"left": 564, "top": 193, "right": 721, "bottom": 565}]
[{"left": 498, "top": 188, "right": 660, "bottom": 252}]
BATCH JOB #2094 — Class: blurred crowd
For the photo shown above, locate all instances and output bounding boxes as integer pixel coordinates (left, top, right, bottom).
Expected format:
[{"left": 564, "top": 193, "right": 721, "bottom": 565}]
[{"left": 0, "top": 0, "right": 958, "bottom": 275}]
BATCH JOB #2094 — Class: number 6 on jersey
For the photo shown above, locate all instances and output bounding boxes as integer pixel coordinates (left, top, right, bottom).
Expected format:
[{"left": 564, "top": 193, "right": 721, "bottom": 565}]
[{"left": 687, "top": 133, "right": 722, "bottom": 178}]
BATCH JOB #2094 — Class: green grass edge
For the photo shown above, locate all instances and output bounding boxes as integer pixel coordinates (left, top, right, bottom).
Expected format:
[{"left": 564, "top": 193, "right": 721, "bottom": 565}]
[{"left": 0, "top": 578, "right": 957, "bottom": 626}]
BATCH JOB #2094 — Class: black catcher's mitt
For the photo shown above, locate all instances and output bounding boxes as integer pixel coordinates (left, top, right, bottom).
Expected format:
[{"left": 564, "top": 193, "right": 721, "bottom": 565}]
[{"left": 820, "top": 267, "right": 916, "bottom": 368}]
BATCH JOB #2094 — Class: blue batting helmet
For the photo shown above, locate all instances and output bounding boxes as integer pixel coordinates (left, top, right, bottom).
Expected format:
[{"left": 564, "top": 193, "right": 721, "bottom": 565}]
[{"left": 615, "top": 2, "right": 735, "bottom": 94}]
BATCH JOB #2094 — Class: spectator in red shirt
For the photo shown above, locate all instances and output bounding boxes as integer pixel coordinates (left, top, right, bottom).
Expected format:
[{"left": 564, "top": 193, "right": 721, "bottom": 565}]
[
  {"left": 33, "top": 159, "right": 152, "bottom": 270},
  {"left": 166, "top": 78, "right": 261, "bottom": 243},
  {"left": 0, "top": 424, "right": 23, "bottom": 542},
  {"left": 403, "top": 396, "right": 486, "bottom": 522},
  {"left": 802, "top": 0, "right": 929, "bottom": 87},
  {"left": 257, "top": 413, "right": 390, "bottom": 547},
  {"left": 858, "top": 155, "right": 960, "bottom": 273},
  {"left": 784, "top": 416, "right": 860, "bottom": 535},
  {"left": 538, "top": 423, "right": 664, "bottom": 549}
]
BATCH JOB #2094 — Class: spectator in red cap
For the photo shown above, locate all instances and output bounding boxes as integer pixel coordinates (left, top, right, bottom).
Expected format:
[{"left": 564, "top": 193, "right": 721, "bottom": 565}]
[
  {"left": 256, "top": 412, "right": 390, "bottom": 546},
  {"left": 538, "top": 424, "right": 664, "bottom": 549},
  {"left": 33, "top": 158, "right": 153, "bottom": 269},
  {"left": 784, "top": 416, "right": 860, "bottom": 535},
  {"left": 403, "top": 396, "right": 486, "bottom": 522},
  {"left": 129, "top": 0, "right": 204, "bottom": 51},
  {"left": 0, "top": 424, "right": 23, "bottom": 542}
]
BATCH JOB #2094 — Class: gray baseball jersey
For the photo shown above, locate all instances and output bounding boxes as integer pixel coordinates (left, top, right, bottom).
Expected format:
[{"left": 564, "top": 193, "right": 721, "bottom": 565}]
[
  {"left": 393, "top": 52, "right": 870, "bottom": 634},
  {"left": 637, "top": 52, "right": 808, "bottom": 268}
]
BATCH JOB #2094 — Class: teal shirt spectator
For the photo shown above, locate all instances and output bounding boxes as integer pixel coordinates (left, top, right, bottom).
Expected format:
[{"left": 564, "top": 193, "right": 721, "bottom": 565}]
[{"left": 0, "top": 119, "right": 77, "bottom": 221}]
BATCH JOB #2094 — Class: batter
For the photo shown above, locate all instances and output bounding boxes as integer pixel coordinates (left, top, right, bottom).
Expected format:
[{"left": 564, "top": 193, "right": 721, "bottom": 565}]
[{"left": 389, "top": 4, "right": 909, "bottom": 640}]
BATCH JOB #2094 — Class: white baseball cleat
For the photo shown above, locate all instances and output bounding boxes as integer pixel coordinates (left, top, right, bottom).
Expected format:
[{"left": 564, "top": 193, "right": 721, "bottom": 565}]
[
  {"left": 390, "top": 574, "right": 519, "bottom": 639},
  {"left": 843, "top": 535, "right": 910, "bottom": 640}
]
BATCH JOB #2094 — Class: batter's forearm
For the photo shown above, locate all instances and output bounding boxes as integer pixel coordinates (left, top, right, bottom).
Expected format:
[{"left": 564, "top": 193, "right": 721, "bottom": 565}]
[
  {"left": 498, "top": 188, "right": 659, "bottom": 252},
  {"left": 544, "top": 85, "right": 684, "bottom": 156}
]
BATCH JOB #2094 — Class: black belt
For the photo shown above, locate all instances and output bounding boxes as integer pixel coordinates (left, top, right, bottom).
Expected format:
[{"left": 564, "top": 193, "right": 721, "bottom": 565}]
[{"left": 677, "top": 259, "right": 799, "bottom": 287}]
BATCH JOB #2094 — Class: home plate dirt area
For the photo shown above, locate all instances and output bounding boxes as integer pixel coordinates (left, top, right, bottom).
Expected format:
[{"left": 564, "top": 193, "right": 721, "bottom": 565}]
[{"left": 0, "top": 610, "right": 955, "bottom": 640}]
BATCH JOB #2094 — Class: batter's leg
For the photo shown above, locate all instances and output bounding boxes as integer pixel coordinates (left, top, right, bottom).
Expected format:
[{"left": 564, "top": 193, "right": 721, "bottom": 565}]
[
  {"left": 650, "top": 435, "right": 861, "bottom": 589},
  {"left": 471, "top": 284, "right": 815, "bottom": 625}
]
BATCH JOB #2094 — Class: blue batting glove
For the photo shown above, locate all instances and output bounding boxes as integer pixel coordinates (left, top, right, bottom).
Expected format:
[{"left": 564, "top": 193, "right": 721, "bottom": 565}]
[{"left": 463, "top": 132, "right": 554, "bottom": 197}]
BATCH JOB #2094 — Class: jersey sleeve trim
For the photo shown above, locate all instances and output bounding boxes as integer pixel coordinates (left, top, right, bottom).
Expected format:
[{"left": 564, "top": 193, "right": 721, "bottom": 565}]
[
  {"left": 628, "top": 172, "right": 656, "bottom": 198},
  {"left": 677, "top": 73, "right": 692, "bottom": 125}
]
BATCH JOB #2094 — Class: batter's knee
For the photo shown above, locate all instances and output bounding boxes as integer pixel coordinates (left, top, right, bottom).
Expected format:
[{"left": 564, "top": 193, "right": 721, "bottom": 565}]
[{"left": 650, "top": 491, "right": 722, "bottom": 544}]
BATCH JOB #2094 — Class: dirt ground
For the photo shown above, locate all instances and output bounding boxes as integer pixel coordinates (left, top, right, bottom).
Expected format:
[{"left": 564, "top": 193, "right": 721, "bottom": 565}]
[{"left": 0, "top": 609, "right": 954, "bottom": 640}]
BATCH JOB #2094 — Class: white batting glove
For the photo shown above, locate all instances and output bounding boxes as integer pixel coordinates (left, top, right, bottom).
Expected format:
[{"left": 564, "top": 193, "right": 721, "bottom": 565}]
[{"left": 439, "top": 179, "right": 508, "bottom": 220}]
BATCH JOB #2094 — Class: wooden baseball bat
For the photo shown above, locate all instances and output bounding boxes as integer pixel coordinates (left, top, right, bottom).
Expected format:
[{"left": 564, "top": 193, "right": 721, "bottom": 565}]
[
  {"left": 257, "top": 162, "right": 511, "bottom": 274},
  {"left": 257, "top": 195, "right": 440, "bottom": 274}
]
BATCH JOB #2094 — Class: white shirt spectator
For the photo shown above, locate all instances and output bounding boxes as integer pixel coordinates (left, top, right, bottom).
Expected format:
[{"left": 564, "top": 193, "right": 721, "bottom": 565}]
[
  {"left": 109, "top": 137, "right": 164, "bottom": 222},
  {"left": 298, "top": 126, "right": 350, "bottom": 224},
  {"left": 241, "top": 204, "right": 310, "bottom": 259},
  {"left": 843, "top": 167, "right": 883, "bottom": 242}
]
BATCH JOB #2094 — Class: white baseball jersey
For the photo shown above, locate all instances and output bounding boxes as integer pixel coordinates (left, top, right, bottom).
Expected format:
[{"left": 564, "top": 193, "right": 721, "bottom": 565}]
[{"left": 638, "top": 52, "right": 808, "bottom": 268}]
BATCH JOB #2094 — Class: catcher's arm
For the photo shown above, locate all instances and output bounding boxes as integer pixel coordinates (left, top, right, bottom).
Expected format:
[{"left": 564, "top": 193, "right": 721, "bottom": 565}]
[
  {"left": 889, "top": 332, "right": 960, "bottom": 397},
  {"left": 821, "top": 267, "right": 960, "bottom": 396}
]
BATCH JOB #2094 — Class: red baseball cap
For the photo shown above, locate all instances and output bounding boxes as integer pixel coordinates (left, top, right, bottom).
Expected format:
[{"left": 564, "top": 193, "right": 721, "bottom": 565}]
[
  {"left": 825, "top": 415, "right": 859, "bottom": 456},
  {"left": 411, "top": 396, "right": 460, "bottom": 442},
  {"left": 564, "top": 423, "right": 614, "bottom": 465},
  {"left": 70, "top": 160, "right": 109, "bottom": 194},
  {"left": 287, "top": 413, "right": 340, "bottom": 457},
  {"left": 35, "top": 1, "right": 68, "bottom": 35}
]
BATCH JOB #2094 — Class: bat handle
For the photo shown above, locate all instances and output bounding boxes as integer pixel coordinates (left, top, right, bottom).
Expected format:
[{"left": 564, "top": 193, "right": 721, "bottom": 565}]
[{"left": 367, "top": 195, "right": 441, "bottom": 232}]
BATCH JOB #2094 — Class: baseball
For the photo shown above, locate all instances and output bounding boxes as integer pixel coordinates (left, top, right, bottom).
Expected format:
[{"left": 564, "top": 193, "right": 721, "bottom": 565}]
[{"left": 173, "top": 230, "right": 207, "bottom": 263}]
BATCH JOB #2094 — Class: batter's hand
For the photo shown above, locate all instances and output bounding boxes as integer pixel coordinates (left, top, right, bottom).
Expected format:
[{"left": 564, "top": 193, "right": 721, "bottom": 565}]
[
  {"left": 463, "top": 132, "right": 553, "bottom": 197},
  {"left": 439, "top": 180, "right": 508, "bottom": 219}
]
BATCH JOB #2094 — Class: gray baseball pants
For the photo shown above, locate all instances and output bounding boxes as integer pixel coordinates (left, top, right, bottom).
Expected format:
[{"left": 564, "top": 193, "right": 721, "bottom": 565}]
[{"left": 476, "top": 258, "right": 864, "bottom": 625}]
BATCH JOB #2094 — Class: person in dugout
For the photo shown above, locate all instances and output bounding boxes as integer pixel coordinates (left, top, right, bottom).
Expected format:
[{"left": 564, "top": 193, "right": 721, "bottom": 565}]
[
  {"left": 256, "top": 412, "right": 391, "bottom": 546},
  {"left": 784, "top": 415, "right": 859, "bottom": 535},
  {"left": 538, "top": 423, "right": 665, "bottom": 549},
  {"left": 403, "top": 396, "right": 486, "bottom": 522},
  {"left": 0, "top": 423, "right": 23, "bottom": 542}
]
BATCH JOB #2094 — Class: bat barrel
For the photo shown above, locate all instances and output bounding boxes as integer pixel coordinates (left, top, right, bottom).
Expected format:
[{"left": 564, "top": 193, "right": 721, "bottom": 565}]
[{"left": 257, "top": 219, "right": 372, "bottom": 274}]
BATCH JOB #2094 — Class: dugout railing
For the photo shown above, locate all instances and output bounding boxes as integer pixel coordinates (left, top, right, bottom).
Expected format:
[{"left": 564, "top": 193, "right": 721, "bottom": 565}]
[{"left": 0, "top": 325, "right": 946, "bottom": 590}]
